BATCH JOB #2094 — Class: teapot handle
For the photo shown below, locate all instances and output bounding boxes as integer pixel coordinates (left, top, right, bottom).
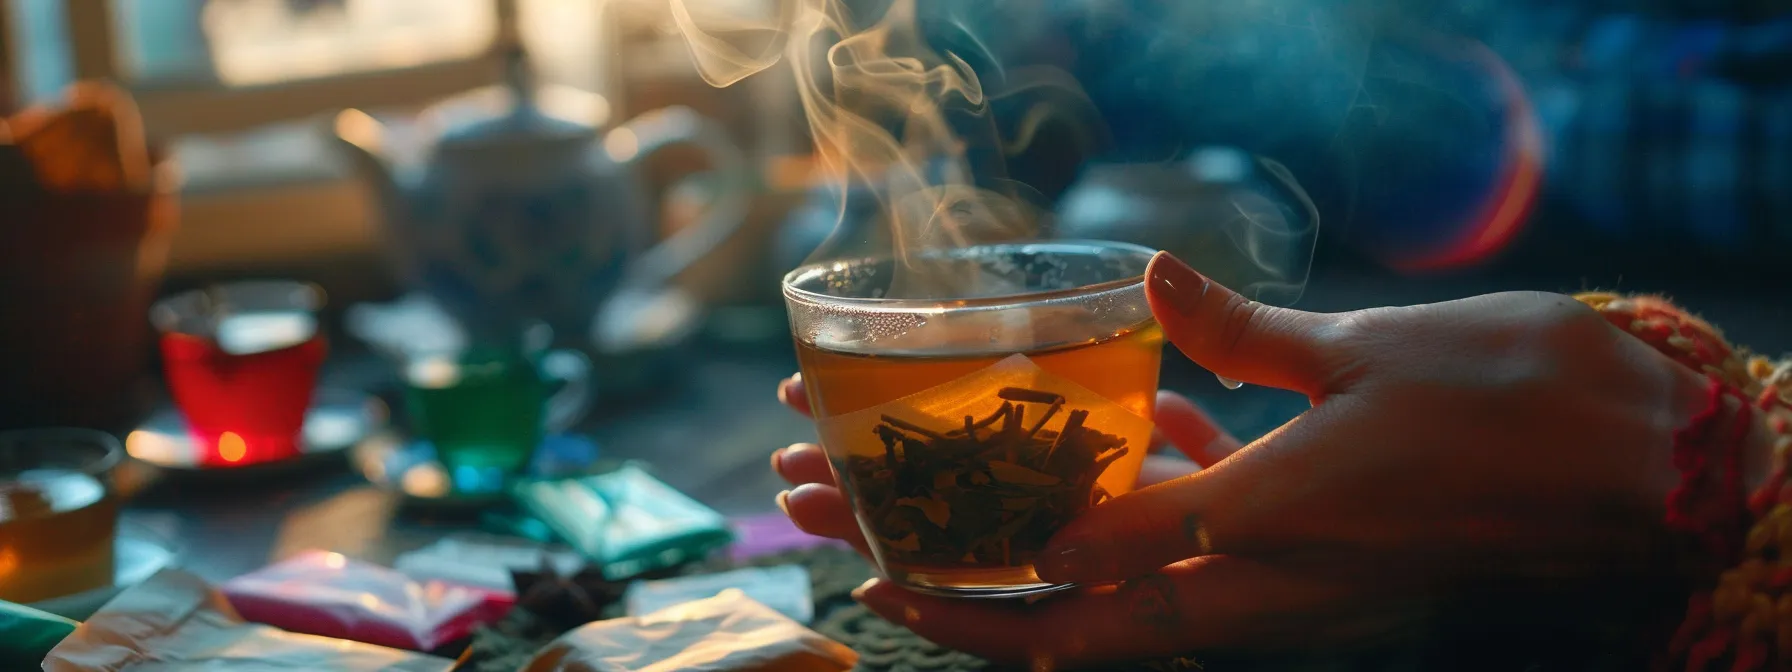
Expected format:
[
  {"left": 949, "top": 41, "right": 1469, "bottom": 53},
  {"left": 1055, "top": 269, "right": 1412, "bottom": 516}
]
[{"left": 608, "top": 106, "right": 751, "bottom": 293}]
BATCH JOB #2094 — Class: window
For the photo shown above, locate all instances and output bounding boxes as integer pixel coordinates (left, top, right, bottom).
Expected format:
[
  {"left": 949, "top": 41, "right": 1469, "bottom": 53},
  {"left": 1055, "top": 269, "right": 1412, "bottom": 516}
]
[
  {"left": 191, "top": 0, "right": 496, "bottom": 86},
  {"left": 3, "top": 0, "right": 523, "bottom": 138},
  {"left": 0, "top": 0, "right": 493, "bottom": 270},
  {"left": 0, "top": 0, "right": 630, "bottom": 270}
]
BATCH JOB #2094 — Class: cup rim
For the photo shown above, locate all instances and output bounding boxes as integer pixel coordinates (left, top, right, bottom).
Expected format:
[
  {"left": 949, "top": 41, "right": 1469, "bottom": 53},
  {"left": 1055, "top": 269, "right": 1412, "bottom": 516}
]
[
  {"left": 781, "top": 239, "right": 1159, "bottom": 313},
  {"left": 0, "top": 427, "right": 125, "bottom": 480},
  {"left": 150, "top": 280, "right": 326, "bottom": 333}
]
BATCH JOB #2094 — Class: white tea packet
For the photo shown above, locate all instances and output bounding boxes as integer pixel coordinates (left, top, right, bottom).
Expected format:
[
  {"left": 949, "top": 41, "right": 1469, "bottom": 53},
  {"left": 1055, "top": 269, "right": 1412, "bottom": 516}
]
[
  {"left": 523, "top": 589, "right": 856, "bottom": 672},
  {"left": 395, "top": 533, "right": 587, "bottom": 594},
  {"left": 624, "top": 565, "right": 812, "bottom": 624},
  {"left": 43, "top": 568, "right": 455, "bottom": 672}
]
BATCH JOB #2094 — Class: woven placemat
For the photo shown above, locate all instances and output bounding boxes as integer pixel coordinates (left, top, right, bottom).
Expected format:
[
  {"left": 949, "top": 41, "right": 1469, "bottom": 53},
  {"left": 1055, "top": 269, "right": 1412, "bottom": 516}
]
[
  {"left": 454, "top": 546, "right": 1205, "bottom": 671},
  {"left": 731, "top": 547, "right": 1213, "bottom": 672},
  {"left": 455, "top": 546, "right": 1650, "bottom": 671}
]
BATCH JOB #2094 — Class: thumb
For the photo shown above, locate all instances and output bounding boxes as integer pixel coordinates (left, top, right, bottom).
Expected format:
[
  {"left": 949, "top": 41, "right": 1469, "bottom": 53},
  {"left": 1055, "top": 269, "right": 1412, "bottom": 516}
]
[{"left": 1146, "top": 252, "right": 1340, "bottom": 397}]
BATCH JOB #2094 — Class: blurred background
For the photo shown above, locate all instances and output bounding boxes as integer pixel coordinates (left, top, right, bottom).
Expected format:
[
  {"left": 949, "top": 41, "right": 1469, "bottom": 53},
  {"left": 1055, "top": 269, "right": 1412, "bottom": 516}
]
[{"left": 2, "top": 0, "right": 1790, "bottom": 582}]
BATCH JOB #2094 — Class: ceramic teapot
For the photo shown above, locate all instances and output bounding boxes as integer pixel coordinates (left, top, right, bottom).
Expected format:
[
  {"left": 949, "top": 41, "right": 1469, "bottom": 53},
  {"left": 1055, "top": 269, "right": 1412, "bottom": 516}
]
[{"left": 332, "top": 47, "right": 749, "bottom": 347}]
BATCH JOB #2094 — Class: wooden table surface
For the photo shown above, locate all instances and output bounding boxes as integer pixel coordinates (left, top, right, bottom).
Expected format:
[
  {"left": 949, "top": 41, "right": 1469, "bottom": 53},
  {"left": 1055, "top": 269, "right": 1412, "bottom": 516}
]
[{"left": 124, "top": 266, "right": 1792, "bottom": 587}]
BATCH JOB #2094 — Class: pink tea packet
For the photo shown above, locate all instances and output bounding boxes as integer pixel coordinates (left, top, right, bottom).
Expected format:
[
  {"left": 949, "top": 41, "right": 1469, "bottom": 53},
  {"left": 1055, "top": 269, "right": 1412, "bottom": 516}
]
[
  {"left": 220, "top": 550, "right": 513, "bottom": 651},
  {"left": 523, "top": 588, "right": 857, "bottom": 672},
  {"left": 44, "top": 568, "right": 455, "bottom": 671}
]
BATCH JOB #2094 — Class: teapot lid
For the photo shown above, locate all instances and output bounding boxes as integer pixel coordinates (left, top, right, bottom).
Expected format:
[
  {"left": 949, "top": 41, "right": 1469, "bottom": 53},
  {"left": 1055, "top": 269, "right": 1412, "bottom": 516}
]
[{"left": 436, "top": 46, "right": 592, "bottom": 149}]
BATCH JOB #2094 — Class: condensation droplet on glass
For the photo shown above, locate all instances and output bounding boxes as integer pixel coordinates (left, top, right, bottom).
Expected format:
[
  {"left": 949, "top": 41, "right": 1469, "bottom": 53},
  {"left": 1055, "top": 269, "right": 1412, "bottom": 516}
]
[{"left": 1216, "top": 375, "right": 1244, "bottom": 390}]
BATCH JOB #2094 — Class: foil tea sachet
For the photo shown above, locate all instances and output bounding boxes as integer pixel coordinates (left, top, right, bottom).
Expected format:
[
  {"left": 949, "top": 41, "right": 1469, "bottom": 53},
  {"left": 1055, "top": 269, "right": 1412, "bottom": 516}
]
[
  {"left": 514, "top": 463, "right": 734, "bottom": 580},
  {"left": 395, "top": 534, "right": 587, "bottom": 594},
  {"left": 625, "top": 565, "right": 813, "bottom": 624},
  {"left": 219, "top": 550, "right": 514, "bottom": 652},
  {"left": 815, "top": 354, "right": 1154, "bottom": 570},
  {"left": 43, "top": 569, "right": 456, "bottom": 672},
  {"left": 522, "top": 588, "right": 856, "bottom": 672}
]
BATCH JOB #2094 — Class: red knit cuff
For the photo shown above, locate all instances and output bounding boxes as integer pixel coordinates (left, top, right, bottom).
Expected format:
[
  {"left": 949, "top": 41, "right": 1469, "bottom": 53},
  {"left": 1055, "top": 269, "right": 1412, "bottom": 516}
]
[{"left": 1666, "top": 377, "right": 1755, "bottom": 569}]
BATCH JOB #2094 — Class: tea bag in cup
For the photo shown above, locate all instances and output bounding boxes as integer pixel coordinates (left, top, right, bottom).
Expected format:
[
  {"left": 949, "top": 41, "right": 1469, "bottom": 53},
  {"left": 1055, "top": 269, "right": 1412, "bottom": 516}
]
[{"left": 814, "top": 354, "right": 1155, "bottom": 586}]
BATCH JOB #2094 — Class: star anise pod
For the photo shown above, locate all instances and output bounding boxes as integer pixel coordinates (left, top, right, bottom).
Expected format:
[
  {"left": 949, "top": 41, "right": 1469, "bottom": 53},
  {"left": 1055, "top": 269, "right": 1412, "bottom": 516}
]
[{"left": 509, "top": 555, "right": 628, "bottom": 629}]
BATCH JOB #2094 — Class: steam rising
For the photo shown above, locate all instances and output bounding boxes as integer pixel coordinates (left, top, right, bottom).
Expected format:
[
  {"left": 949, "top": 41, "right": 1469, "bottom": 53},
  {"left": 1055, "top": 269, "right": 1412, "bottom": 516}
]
[
  {"left": 670, "top": 0, "right": 1327, "bottom": 303},
  {"left": 672, "top": 0, "right": 1069, "bottom": 298}
]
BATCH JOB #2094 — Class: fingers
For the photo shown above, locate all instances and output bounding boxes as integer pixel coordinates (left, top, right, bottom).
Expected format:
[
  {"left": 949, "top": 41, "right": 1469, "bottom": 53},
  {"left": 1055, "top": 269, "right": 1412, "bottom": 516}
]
[
  {"left": 777, "top": 483, "right": 874, "bottom": 558},
  {"left": 777, "top": 442, "right": 1205, "bottom": 559},
  {"left": 777, "top": 373, "right": 811, "bottom": 417},
  {"left": 777, "top": 482, "right": 874, "bottom": 557},
  {"left": 1154, "top": 391, "right": 1242, "bottom": 467},
  {"left": 1034, "top": 468, "right": 1232, "bottom": 584},
  {"left": 777, "top": 483, "right": 861, "bottom": 539},
  {"left": 770, "top": 443, "right": 863, "bottom": 545},
  {"left": 852, "top": 555, "right": 1357, "bottom": 667},
  {"left": 1138, "top": 454, "right": 1200, "bottom": 486},
  {"left": 770, "top": 443, "right": 873, "bottom": 556},
  {"left": 1147, "top": 252, "right": 1341, "bottom": 397},
  {"left": 777, "top": 444, "right": 1207, "bottom": 564},
  {"left": 771, "top": 443, "right": 836, "bottom": 486},
  {"left": 1036, "top": 398, "right": 1355, "bottom": 585},
  {"left": 1034, "top": 403, "right": 1328, "bottom": 584}
]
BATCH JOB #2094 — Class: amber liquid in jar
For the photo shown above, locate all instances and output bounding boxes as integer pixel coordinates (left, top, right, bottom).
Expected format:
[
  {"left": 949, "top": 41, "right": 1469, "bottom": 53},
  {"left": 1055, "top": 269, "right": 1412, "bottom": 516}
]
[
  {"left": 0, "top": 469, "right": 118, "bottom": 603},
  {"left": 796, "top": 323, "right": 1162, "bottom": 594}
]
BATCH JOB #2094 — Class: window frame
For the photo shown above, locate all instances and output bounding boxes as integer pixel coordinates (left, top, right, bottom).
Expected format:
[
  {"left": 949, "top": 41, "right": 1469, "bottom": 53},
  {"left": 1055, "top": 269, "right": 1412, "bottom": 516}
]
[{"left": 2, "top": 0, "right": 523, "bottom": 137}]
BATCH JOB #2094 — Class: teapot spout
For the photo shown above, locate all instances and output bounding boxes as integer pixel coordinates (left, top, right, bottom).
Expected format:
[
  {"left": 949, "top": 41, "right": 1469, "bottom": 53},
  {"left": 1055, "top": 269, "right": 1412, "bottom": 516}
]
[{"left": 330, "top": 108, "right": 404, "bottom": 214}]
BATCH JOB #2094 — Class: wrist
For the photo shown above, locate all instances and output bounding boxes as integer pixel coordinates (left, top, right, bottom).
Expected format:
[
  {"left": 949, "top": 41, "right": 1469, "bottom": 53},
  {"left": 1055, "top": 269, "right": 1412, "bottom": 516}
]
[{"left": 1575, "top": 291, "right": 1792, "bottom": 670}]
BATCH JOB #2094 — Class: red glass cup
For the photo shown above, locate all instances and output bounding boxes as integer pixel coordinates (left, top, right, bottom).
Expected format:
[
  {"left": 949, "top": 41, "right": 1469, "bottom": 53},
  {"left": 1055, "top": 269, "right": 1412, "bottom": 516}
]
[{"left": 151, "top": 281, "right": 327, "bottom": 468}]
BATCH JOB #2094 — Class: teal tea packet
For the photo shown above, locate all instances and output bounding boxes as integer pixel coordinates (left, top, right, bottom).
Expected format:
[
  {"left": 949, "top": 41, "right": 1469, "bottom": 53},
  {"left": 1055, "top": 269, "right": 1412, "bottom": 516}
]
[
  {"left": 625, "top": 565, "right": 813, "bottom": 624},
  {"left": 0, "top": 599, "right": 79, "bottom": 668},
  {"left": 513, "top": 462, "right": 733, "bottom": 580}
]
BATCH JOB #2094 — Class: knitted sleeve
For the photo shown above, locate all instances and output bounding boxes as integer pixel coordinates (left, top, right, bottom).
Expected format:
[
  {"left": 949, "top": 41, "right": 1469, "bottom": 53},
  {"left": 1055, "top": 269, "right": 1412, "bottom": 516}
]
[{"left": 1574, "top": 292, "right": 1792, "bottom": 671}]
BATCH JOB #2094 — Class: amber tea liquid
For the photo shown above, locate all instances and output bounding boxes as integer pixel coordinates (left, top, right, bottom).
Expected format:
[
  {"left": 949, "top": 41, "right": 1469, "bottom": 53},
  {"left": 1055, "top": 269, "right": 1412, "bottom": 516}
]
[
  {"left": 796, "top": 323, "right": 1162, "bottom": 595},
  {"left": 0, "top": 468, "right": 118, "bottom": 603}
]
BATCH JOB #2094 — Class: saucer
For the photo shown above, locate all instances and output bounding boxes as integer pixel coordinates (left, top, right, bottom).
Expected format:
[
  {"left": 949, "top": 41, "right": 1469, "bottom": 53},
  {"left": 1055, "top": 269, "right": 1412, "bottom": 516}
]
[
  {"left": 124, "top": 388, "right": 388, "bottom": 476},
  {"left": 29, "top": 524, "right": 180, "bottom": 621},
  {"left": 351, "top": 432, "right": 602, "bottom": 505}
]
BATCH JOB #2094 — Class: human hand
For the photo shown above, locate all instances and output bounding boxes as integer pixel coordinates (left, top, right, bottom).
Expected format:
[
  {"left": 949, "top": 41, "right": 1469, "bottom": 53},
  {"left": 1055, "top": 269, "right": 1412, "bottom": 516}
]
[
  {"left": 771, "top": 378, "right": 1246, "bottom": 556},
  {"left": 772, "top": 251, "right": 1730, "bottom": 667}
]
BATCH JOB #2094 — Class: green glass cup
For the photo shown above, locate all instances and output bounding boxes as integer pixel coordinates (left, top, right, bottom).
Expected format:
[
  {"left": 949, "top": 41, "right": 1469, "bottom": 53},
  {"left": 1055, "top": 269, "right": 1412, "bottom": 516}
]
[{"left": 401, "top": 328, "right": 590, "bottom": 494}]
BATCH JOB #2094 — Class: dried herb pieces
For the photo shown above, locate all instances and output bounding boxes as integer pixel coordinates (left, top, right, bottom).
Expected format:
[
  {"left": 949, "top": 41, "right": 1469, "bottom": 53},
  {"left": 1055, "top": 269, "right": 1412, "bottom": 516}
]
[
  {"left": 510, "top": 557, "right": 630, "bottom": 630},
  {"left": 841, "top": 386, "right": 1129, "bottom": 568}
]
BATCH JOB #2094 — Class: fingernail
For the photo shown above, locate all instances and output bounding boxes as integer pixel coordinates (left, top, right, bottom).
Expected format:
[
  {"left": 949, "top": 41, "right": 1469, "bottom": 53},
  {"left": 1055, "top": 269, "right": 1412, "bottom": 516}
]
[
  {"left": 1037, "top": 540, "right": 1090, "bottom": 581},
  {"left": 1147, "top": 252, "right": 1206, "bottom": 318},
  {"left": 850, "top": 577, "right": 879, "bottom": 601},
  {"left": 851, "top": 578, "right": 896, "bottom": 617},
  {"left": 770, "top": 447, "right": 784, "bottom": 473},
  {"left": 775, "top": 489, "right": 792, "bottom": 515}
]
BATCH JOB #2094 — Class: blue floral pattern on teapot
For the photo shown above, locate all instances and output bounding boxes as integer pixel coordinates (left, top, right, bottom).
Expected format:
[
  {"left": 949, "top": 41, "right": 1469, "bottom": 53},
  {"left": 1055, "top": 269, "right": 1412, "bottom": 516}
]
[{"left": 332, "top": 47, "right": 748, "bottom": 345}]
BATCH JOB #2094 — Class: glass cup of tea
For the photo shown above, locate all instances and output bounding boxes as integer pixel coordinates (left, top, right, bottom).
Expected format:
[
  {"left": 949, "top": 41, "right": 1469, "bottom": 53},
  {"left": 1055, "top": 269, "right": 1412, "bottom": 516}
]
[
  {"left": 152, "top": 281, "right": 327, "bottom": 468},
  {"left": 782, "top": 240, "right": 1163, "bottom": 598},
  {"left": 0, "top": 428, "right": 124, "bottom": 603},
  {"left": 400, "top": 324, "right": 591, "bottom": 495}
]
